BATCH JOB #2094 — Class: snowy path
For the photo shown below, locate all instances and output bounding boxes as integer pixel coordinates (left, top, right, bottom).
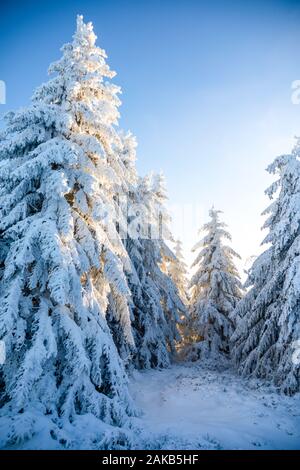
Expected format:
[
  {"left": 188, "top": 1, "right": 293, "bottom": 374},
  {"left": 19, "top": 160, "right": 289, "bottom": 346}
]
[{"left": 129, "top": 362, "right": 300, "bottom": 449}]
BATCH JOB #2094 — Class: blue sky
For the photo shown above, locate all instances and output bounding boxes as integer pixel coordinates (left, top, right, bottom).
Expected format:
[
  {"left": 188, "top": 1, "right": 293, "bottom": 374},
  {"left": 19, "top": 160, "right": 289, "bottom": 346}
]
[{"left": 1, "top": 0, "right": 300, "bottom": 272}]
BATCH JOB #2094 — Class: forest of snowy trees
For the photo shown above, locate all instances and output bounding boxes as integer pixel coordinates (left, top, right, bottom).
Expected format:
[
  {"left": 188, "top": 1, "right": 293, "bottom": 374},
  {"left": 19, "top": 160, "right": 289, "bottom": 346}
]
[{"left": 0, "top": 16, "right": 299, "bottom": 450}]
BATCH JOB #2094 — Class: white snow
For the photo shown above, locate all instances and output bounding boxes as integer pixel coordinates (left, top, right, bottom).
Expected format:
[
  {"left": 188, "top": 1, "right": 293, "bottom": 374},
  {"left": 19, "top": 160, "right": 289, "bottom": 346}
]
[{"left": 130, "top": 361, "right": 300, "bottom": 449}]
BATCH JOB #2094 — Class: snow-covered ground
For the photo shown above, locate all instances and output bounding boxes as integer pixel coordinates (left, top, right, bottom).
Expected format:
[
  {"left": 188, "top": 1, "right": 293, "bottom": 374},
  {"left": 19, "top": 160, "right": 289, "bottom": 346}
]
[{"left": 130, "top": 361, "right": 300, "bottom": 449}]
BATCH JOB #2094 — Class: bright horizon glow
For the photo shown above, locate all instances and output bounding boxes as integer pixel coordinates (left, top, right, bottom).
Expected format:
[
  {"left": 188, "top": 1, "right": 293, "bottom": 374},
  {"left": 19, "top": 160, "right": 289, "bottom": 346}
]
[{"left": 1, "top": 0, "right": 300, "bottom": 280}]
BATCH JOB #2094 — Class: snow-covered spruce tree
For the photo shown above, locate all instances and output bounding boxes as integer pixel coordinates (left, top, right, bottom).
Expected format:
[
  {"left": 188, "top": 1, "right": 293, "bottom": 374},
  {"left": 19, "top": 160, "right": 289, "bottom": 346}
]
[
  {"left": 125, "top": 176, "right": 171, "bottom": 369},
  {"left": 232, "top": 149, "right": 300, "bottom": 395},
  {"left": 152, "top": 173, "right": 188, "bottom": 356},
  {"left": 168, "top": 239, "right": 189, "bottom": 306},
  {"left": 188, "top": 208, "right": 242, "bottom": 358},
  {"left": 0, "top": 16, "right": 137, "bottom": 448},
  {"left": 104, "top": 131, "right": 139, "bottom": 364},
  {"left": 125, "top": 173, "right": 186, "bottom": 369}
]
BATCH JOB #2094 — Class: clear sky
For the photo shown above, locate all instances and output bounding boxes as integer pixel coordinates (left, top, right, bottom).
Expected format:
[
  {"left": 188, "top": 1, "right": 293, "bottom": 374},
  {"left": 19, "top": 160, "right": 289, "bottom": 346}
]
[{"left": 2, "top": 0, "right": 300, "bottom": 275}]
